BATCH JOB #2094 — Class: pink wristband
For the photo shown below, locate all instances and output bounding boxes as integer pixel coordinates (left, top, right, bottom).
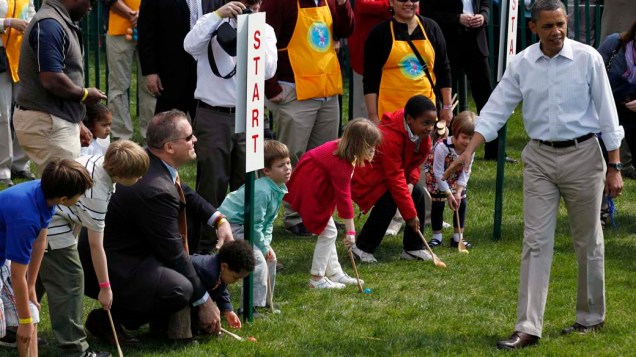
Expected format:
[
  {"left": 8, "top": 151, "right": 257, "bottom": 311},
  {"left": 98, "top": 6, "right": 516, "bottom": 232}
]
[
  {"left": 99, "top": 281, "right": 111, "bottom": 288},
  {"left": 346, "top": 231, "right": 356, "bottom": 236}
]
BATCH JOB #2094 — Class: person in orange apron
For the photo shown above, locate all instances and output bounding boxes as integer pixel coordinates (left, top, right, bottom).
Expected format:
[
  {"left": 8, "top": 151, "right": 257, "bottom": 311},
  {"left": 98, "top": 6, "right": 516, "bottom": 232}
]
[
  {"left": 262, "top": 0, "right": 353, "bottom": 236},
  {"left": 0, "top": 0, "right": 34, "bottom": 188},
  {"left": 363, "top": 0, "right": 453, "bottom": 124},
  {"left": 105, "top": 0, "right": 156, "bottom": 142},
  {"left": 362, "top": 0, "right": 452, "bottom": 236}
]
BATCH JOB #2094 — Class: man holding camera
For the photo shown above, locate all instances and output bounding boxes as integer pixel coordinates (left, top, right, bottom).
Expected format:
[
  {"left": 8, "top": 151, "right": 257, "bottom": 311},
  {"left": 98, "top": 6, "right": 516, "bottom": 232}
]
[{"left": 183, "top": 0, "right": 277, "bottom": 252}]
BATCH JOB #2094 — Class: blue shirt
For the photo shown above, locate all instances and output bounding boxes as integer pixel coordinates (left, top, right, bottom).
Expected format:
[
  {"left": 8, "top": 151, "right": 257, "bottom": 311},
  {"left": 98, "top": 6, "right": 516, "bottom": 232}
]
[
  {"left": 0, "top": 181, "right": 55, "bottom": 265},
  {"left": 29, "top": 18, "right": 69, "bottom": 73},
  {"left": 190, "top": 254, "right": 233, "bottom": 312}
]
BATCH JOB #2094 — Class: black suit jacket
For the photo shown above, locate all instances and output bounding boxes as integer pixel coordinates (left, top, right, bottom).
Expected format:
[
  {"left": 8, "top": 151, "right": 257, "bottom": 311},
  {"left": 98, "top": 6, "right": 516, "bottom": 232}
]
[
  {"left": 102, "top": 150, "right": 216, "bottom": 308},
  {"left": 138, "top": 0, "right": 197, "bottom": 108},
  {"left": 421, "top": 0, "right": 490, "bottom": 59}
]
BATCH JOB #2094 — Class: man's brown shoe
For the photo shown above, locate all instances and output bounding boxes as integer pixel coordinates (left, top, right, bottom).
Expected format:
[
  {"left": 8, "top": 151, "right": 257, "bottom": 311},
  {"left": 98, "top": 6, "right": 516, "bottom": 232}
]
[
  {"left": 562, "top": 321, "right": 604, "bottom": 335},
  {"left": 496, "top": 331, "right": 539, "bottom": 350}
]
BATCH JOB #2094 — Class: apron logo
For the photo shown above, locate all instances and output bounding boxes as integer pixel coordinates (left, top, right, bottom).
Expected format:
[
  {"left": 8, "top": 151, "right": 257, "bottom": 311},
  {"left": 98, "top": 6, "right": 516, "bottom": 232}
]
[
  {"left": 307, "top": 22, "right": 331, "bottom": 52},
  {"left": 399, "top": 54, "right": 425, "bottom": 80}
]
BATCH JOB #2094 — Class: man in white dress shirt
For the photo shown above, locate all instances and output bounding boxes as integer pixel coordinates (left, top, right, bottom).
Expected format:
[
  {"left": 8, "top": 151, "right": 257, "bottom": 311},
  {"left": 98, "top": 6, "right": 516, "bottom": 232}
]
[
  {"left": 449, "top": 0, "right": 624, "bottom": 350},
  {"left": 184, "top": 0, "right": 277, "bottom": 251}
]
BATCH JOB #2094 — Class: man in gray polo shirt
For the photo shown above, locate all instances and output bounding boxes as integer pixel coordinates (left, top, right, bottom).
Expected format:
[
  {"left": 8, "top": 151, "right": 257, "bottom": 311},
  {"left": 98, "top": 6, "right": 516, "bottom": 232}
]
[{"left": 13, "top": 0, "right": 107, "bottom": 174}]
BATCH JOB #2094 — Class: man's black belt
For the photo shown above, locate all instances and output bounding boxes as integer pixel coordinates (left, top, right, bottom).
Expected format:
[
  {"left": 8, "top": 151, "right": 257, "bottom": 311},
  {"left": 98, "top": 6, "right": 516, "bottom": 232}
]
[
  {"left": 15, "top": 104, "right": 34, "bottom": 111},
  {"left": 534, "top": 133, "right": 595, "bottom": 148},
  {"left": 199, "top": 101, "right": 235, "bottom": 114}
]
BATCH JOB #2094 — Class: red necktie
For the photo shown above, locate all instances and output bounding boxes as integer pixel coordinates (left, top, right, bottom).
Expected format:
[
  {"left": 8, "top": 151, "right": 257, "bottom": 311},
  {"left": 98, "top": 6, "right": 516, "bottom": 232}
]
[{"left": 175, "top": 174, "right": 189, "bottom": 255}]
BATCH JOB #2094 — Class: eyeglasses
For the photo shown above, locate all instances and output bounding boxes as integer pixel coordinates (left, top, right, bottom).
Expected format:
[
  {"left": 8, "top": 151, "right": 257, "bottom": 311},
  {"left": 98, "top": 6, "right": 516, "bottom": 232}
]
[
  {"left": 161, "top": 133, "right": 194, "bottom": 147},
  {"left": 394, "top": 0, "right": 419, "bottom": 2}
]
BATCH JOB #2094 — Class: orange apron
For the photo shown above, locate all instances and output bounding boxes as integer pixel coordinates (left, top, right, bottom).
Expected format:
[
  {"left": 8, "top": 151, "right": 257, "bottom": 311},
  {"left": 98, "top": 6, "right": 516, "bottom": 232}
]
[
  {"left": 108, "top": 0, "right": 141, "bottom": 36},
  {"left": 377, "top": 18, "right": 435, "bottom": 119},
  {"left": 1, "top": 0, "right": 29, "bottom": 82},
  {"left": 283, "top": 0, "right": 342, "bottom": 100}
]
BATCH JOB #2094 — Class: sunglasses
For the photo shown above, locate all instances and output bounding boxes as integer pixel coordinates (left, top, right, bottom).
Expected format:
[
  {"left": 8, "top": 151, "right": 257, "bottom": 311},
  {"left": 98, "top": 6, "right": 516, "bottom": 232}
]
[{"left": 161, "top": 133, "right": 194, "bottom": 147}]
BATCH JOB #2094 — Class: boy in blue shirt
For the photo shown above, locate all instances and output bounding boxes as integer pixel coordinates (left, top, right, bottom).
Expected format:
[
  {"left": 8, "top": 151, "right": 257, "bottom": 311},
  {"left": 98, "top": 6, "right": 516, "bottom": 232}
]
[
  {"left": 0, "top": 159, "right": 93, "bottom": 357},
  {"left": 218, "top": 140, "right": 291, "bottom": 314},
  {"left": 191, "top": 240, "right": 255, "bottom": 332}
]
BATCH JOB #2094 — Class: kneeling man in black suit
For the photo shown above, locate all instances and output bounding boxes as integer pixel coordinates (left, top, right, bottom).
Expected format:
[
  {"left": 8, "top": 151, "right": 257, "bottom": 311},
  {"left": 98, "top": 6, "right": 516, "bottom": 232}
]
[{"left": 79, "top": 110, "right": 234, "bottom": 344}]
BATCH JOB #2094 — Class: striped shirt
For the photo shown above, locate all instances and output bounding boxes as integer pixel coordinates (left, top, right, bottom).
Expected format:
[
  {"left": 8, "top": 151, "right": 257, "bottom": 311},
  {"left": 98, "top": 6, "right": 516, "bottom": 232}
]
[{"left": 47, "top": 155, "right": 115, "bottom": 250}]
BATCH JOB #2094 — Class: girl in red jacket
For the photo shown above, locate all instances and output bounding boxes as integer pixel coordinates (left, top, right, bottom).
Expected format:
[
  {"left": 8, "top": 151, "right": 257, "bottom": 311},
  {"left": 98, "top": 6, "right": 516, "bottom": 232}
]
[
  {"left": 284, "top": 119, "right": 382, "bottom": 289},
  {"left": 350, "top": 95, "right": 437, "bottom": 263}
]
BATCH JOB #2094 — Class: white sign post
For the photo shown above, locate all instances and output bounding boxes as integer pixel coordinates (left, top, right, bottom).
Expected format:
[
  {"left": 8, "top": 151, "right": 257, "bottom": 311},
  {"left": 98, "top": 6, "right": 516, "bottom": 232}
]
[
  {"left": 497, "top": 0, "right": 519, "bottom": 80},
  {"left": 236, "top": 11, "right": 266, "bottom": 322},
  {"left": 236, "top": 12, "right": 265, "bottom": 172},
  {"left": 505, "top": 0, "right": 519, "bottom": 66}
]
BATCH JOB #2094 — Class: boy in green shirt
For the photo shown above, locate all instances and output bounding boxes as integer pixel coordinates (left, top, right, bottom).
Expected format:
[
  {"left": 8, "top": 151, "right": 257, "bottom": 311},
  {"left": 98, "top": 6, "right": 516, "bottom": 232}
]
[{"left": 218, "top": 140, "right": 290, "bottom": 313}]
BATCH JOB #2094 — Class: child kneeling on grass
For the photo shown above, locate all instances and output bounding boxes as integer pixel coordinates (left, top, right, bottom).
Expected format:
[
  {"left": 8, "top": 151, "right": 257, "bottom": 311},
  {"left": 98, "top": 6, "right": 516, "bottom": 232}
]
[
  {"left": 423, "top": 111, "right": 476, "bottom": 249},
  {"left": 218, "top": 140, "right": 291, "bottom": 314},
  {"left": 284, "top": 119, "right": 382, "bottom": 289},
  {"left": 44, "top": 140, "right": 148, "bottom": 353},
  {"left": 0, "top": 159, "right": 93, "bottom": 357},
  {"left": 191, "top": 240, "right": 255, "bottom": 331},
  {"left": 350, "top": 95, "right": 436, "bottom": 263}
]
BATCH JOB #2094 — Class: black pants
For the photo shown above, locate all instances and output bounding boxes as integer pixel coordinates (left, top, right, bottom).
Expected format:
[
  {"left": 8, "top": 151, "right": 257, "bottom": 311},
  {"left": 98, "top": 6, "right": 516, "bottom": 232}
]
[
  {"left": 155, "top": 96, "right": 197, "bottom": 121},
  {"left": 448, "top": 40, "right": 499, "bottom": 160},
  {"left": 191, "top": 104, "right": 246, "bottom": 253},
  {"left": 430, "top": 197, "right": 467, "bottom": 231},
  {"left": 356, "top": 183, "right": 427, "bottom": 254},
  {"left": 78, "top": 230, "right": 192, "bottom": 330}
]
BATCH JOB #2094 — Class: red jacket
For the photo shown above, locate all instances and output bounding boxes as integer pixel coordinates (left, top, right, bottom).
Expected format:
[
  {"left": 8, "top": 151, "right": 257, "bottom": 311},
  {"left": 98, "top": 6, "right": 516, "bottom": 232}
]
[
  {"left": 351, "top": 109, "right": 432, "bottom": 221},
  {"left": 284, "top": 141, "right": 355, "bottom": 234},
  {"left": 348, "top": 0, "right": 391, "bottom": 74}
]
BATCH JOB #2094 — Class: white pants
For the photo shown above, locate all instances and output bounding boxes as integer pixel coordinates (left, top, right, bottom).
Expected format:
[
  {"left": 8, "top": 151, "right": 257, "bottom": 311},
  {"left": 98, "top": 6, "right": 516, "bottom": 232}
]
[
  {"left": 310, "top": 218, "right": 344, "bottom": 277},
  {"left": 231, "top": 224, "right": 276, "bottom": 307}
]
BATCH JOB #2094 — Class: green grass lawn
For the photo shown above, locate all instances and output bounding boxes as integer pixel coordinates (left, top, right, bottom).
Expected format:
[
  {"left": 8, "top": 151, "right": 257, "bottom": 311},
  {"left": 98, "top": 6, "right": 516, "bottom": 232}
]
[{"left": 8, "top": 108, "right": 636, "bottom": 356}]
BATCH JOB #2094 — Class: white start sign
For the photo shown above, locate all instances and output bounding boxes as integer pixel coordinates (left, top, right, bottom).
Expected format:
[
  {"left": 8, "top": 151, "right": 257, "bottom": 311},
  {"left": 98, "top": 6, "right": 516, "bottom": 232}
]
[{"left": 236, "top": 12, "right": 265, "bottom": 172}]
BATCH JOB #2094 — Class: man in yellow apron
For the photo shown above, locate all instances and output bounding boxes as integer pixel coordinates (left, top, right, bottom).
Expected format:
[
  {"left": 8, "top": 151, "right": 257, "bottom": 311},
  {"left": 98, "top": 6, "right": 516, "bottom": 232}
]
[{"left": 262, "top": 0, "right": 354, "bottom": 236}]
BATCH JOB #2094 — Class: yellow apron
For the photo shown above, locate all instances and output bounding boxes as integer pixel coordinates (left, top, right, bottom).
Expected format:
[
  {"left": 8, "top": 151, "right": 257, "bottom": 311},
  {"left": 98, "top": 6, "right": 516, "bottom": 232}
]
[
  {"left": 1, "top": 0, "right": 29, "bottom": 82},
  {"left": 283, "top": 0, "right": 342, "bottom": 100},
  {"left": 108, "top": 0, "right": 141, "bottom": 36},
  {"left": 377, "top": 18, "right": 435, "bottom": 119}
]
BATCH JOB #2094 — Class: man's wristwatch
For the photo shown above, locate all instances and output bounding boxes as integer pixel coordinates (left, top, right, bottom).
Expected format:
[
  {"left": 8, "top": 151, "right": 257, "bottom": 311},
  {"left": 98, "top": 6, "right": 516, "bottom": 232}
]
[{"left": 608, "top": 162, "right": 623, "bottom": 171}]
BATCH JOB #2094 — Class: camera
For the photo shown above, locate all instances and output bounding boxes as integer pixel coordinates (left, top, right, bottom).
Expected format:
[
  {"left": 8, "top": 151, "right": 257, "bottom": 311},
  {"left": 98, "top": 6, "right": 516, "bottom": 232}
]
[{"left": 242, "top": 7, "right": 253, "bottom": 14}]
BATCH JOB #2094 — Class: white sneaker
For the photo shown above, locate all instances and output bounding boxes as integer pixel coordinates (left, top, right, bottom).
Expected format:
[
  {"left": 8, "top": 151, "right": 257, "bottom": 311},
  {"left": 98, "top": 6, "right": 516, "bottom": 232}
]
[
  {"left": 351, "top": 244, "right": 378, "bottom": 263},
  {"left": 308, "top": 277, "right": 346, "bottom": 289},
  {"left": 400, "top": 249, "right": 432, "bottom": 261},
  {"left": 330, "top": 272, "right": 364, "bottom": 286},
  {"left": 442, "top": 221, "right": 452, "bottom": 229}
]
